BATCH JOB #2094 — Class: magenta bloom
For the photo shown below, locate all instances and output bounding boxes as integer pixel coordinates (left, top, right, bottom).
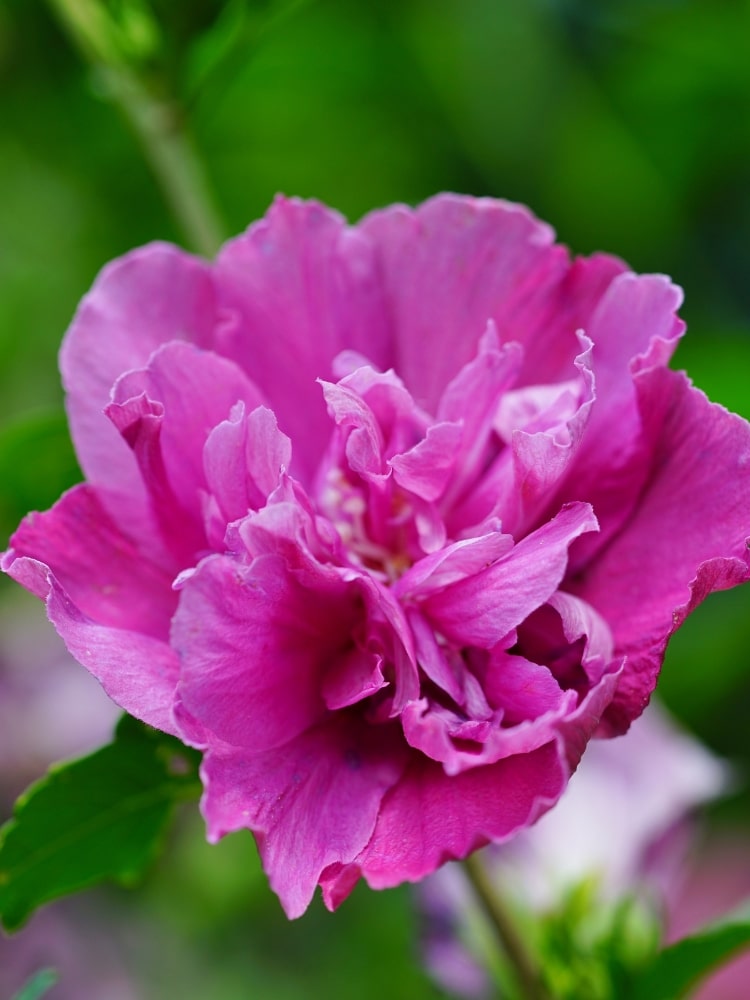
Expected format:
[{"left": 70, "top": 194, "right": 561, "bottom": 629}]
[{"left": 3, "top": 196, "right": 750, "bottom": 917}]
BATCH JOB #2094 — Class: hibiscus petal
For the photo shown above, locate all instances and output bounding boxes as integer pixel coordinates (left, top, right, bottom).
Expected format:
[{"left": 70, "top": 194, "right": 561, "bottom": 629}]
[
  {"left": 3, "top": 484, "right": 176, "bottom": 638},
  {"left": 389, "top": 421, "right": 463, "bottom": 502},
  {"left": 203, "top": 404, "right": 292, "bottom": 528},
  {"left": 575, "top": 367, "right": 750, "bottom": 732},
  {"left": 356, "top": 575, "right": 420, "bottom": 713},
  {"left": 60, "top": 244, "right": 220, "bottom": 537},
  {"left": 173, "top": 552, "right": 361, "bottom": 751},
  {"left": 514, "top": 252, "right": 630, "bottom": 386},
  {"left": 322, "top": 645, "right": 387, "bottom": 711},
  {"left": 319, "top": 379, "right": 386, "bottom": 480},
  {"left": 321, "top": 742, "right": 566, "bottom": 907},
  {"left": 200, "top": 716, "right": 407, "bottom": 918},
  {"left": 106, "top": 391, "right": 206, "bottom": 564},
  {"left": 360, "top": 194, "right": 568, "bottom": 410},
  {"left": 2, "top": 485, "right": 180, "bottom": 730},
  {"left": 559, "top": 274, "right": 686, "bottom": 566},
  {"left": 215, "top": 197, "right": 390, "bottom": 482},
  {"left": 108, "top": 341, "right": 264, "bottom": 520},
  {"left": 346, "top": 664, "right": 621, "bottom": 900},
  {"left": 401, "top": 693, "right": 579, "bottom": 776},
  {"left": 547, "top": 590, "right": 614, "bottom": 682},
  {"left": 422, "top": 502, "right": 598, "bottom": 648},
  {"left": 395, "top": 531, "right": 514, "bottom": 600},
  {"left": 482, "top": 651, "right": 568, "bottom": 723},
  {"left": 437, "top": 325, "right": 523, "bottom": 517}
]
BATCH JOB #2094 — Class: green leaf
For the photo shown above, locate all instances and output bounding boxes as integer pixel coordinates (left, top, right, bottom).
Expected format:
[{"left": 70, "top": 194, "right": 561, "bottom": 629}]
[
  {"left": 0, "top": 409, "right": 81, "bottom": 546},
  {"left": 11, "top": 969, "right": 58, "bottom": 1000},
  {"left": 629, "top": 899, "right": 750, "bottom": 1000},
  {"left": 0, "top": 714, "right": 201, "bottom": 931}
]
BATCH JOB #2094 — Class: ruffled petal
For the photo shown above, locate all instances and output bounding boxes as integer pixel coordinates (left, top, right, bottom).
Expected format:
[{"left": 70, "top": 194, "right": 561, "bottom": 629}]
[
  {"left": 422, "top": 502, "right": 598, "bottom": 648},
  {"left": 60, "top": 244, "right": 220, "bottom": 538},
  {"left": 322, "top": 742, "right": 567, "bottom": 908},
  {"left": 1, "top": 487, "right": 180, "bottom": 734},
  {"left": 174, "top": 552, "right": 360, "bottom": 751},
  {"left": 200, "top": 716, "right": 408, "bottom": 918},
  {"left": 400, "top": 692, "right": 578, "bottom": 776},
  {"left": 215, "top": 197, "right": 390, "bottom": 482},
  {"left": 558, "top": 274, "right": 685, "bottom": 565},
  {"left": 108, "top": 341, "right": 264, "bottom": 518},
  {"left": 360, "top": 195, "right": 568, "bottom": 410},
  {"left": 2, "top": 484, "right": 176, "bottom": 637},
  {"left": 575, "top": 367, "right": 750, "bottom": 732},
  {"left": 202, "top": 404, "right": 291, "bottom": 546}
]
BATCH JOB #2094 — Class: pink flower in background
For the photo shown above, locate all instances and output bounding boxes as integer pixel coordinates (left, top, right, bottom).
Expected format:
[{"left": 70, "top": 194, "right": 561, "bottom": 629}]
[{"left": 3, "top": 195, "right": 750, "bottom": 917}]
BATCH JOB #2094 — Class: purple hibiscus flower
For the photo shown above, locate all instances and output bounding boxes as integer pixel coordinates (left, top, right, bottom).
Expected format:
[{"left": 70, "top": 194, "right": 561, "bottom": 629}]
[{"left": 3, "top": 195, "right": 749, "bottom": 917}]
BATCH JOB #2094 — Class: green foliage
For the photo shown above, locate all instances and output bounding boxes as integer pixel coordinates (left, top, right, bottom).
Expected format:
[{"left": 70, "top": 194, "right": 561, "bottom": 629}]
[
  {"left": 533, "top": 883, "right": 662, "bottom": 1000},
  {"left": 0, "top": 715, "right": 200, "bottom": 931},
  {"left": 11, "top": 970, "right": 58, "bottom": 1000},
  {"left": 629, "top": 899, "right": 750, "bottom": 1000}
]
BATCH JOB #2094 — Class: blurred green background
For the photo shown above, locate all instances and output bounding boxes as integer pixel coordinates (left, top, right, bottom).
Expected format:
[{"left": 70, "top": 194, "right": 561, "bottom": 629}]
[{"left": 1, "top": 1, "right": 749, "bottom": 997}]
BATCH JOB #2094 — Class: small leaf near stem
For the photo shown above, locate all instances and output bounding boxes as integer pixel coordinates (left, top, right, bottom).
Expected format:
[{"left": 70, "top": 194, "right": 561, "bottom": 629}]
[
  {"left": 46, "top": 0, "right": 226, "bottom": 257},
  {"left": 0, "top": 715, "right": 201, "bottom": 932},
  {"left": 463, "top": 851, "right": 554, "bottom": 1000}
]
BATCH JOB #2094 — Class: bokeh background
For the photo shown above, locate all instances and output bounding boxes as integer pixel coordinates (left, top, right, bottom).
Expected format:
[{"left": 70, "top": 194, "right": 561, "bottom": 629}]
[{"left": 1, "top": 1, "right": 749, "bottom": 997}]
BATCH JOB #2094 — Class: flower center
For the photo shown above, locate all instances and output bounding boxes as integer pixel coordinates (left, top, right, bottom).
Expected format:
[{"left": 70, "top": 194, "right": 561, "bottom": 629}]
[{"left": 318, "top": 467, "right": 413, "bottom": 583}]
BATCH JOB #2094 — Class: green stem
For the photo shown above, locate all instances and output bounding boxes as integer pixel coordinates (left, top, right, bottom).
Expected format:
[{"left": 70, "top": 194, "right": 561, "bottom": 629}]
[
  {"left": 99, "top": 69, "right": 225, "bottom": 258},
  {"left": 463, "top": 852, "right": 553, "bottom": 1000},
  {"left": 46, "top": 0, "right": 226, "bottom": 257}
]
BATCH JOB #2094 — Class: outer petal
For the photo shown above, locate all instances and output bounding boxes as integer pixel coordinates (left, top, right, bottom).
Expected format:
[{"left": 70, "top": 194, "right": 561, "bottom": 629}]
[
  {"left": 60, "top": 244, "right": 220, "bottom": 537},
  {"left": 321, "top": 742, "right": 567, "bottom": 909},
  {"left": 557, "top": 274, "right": 685, "bottom": 565},
  {"left": 576, "top": 367, "right": 750, "bottom": 732},
  {"left": 1, "top": 486, "right": 180, "bottom": 734},
  {"left": 173, "top": 552, "right": 361, "bottom": 752},
  {"left": 360, "top": 195, "right": 569, "bottom": 410},
  {"left": 215, "top": 197, "right": 390, "bottom": 482},
  {"left": 200, "top": 717, "right": 408, "bottom": 918},
  {"left": 2, "top": 484, "right": 175, "bottom": 638}
]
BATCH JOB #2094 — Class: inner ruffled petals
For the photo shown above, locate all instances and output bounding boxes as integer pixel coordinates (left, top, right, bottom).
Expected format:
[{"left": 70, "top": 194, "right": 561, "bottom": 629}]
[
  {"left": 317, "top": 360, "right": 452, "bottom": 575},
  {"left": 397, "top": 603, "right": 586, "bottom": 776},
  {"left": 449, "top": 334, "right": 596, "bottom": 537},
  {"left": 202, "top": 403, "right": 292, "bottom": 533},
  {"left": 321, "top": 642, "right": 388, "bottom": 711},
  {"left": 400, "top": 686, "right": 577, "bottom": 777},
  {"left": 480, "top": 649, "right": 570, "bottom": 722},
  {"left": 516, "top": 590, "right": 616, "bottom": 695},
  {"left": 106, "top": 341, "right": 266, "bottom": 564}
]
